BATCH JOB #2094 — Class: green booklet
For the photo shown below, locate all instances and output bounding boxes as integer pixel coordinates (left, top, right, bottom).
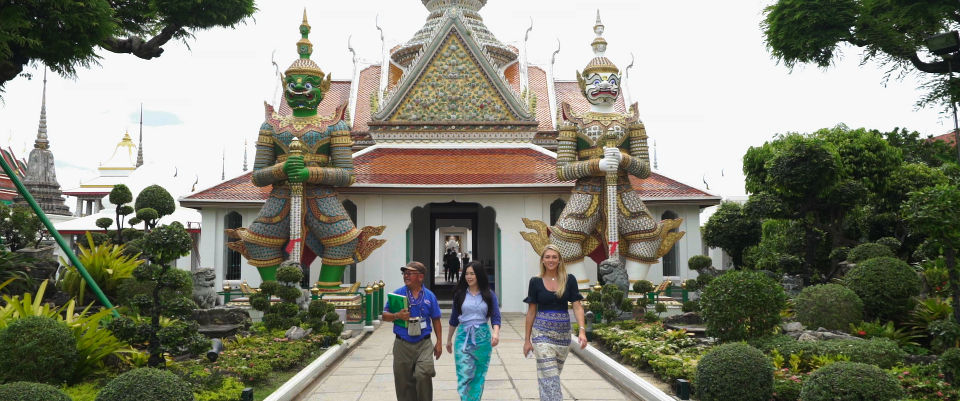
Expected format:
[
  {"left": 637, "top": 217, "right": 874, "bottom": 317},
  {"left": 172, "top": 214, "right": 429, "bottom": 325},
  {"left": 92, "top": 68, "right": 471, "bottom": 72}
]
[{"left": 387, "top": 292, "right": 409, "bottom": 328}]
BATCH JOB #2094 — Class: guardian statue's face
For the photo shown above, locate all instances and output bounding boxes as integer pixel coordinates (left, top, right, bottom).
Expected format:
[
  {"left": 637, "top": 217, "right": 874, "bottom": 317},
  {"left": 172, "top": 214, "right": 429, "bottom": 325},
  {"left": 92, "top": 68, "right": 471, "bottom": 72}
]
[
  {"left": 284, "top": 73, "right": 324, "bottom": 111},
  {"left": 582, "top": 71, "right": 620, "bottom": 106}
]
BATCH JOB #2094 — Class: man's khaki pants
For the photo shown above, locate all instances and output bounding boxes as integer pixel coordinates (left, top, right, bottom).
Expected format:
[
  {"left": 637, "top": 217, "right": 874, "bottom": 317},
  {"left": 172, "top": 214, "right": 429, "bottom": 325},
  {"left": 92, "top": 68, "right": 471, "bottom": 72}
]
[{"left": 393, "top": 336, "right": 435, "bottom": 401}]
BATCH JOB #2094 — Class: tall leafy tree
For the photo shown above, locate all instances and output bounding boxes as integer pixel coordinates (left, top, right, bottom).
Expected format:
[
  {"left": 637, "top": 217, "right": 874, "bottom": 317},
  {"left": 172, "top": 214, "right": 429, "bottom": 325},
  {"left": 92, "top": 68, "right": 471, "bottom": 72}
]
[
  {"left": 0, "top": 0, "right": 256, "bottom": 91},
  {"left": 902, "top": 184, "right": 960, "bottom": 322},
  {"left": 702, "top": 201, "right": 762, "bottom": 268},
  {"left": 109, "top": 184, "right": 133, "bottom": 242},
  {"left": 763, "top": 0, "right": 960, "bottom": 108},
  {"left": 134, "top": 185, "right": 175, "bottom": 230}
]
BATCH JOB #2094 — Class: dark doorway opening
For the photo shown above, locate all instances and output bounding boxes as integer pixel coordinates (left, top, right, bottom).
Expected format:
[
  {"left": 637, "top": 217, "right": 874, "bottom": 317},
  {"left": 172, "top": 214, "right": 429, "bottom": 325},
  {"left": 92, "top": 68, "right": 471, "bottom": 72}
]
[{"left": 410, "top": 202, "right": 496, "bottom": 300}]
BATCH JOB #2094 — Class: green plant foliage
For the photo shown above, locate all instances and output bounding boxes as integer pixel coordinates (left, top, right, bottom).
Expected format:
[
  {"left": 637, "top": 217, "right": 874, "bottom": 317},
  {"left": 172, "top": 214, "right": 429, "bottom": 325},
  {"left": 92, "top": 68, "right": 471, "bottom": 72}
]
[
  {"left": 631, "top": 279, "right": 654, "bottom": 294},
  {"left": 687, "top": 255, "right": 713, "bottom": 271},
  {"left": 59, "top": 232, "right": 143, "bottom": 304},
  {"left": 214, "top": 333, "right": 334, "bottom": 384},
  {"left": 140, "top": 222, "right": 192, "bottom": 265},
  {"left": 816, "top": 338, "right": 905, "bottom": 369},
  {"left": 62, "top": 381, "right": 101, "bottom": 401},
  {"left": 903, "top": 183, "right": 960, "bottom": 323},
  {"left": 849, "top": 319, "right": 922, "bottom": 349},
  {"left": 195, "top": 376, "right": 245, "bottom": 401},
  {"left": 276, "top": 265, "right": 303, "bottom": 284},
  {"left": 96, "top": 367, "right": 194, "bottom": 401},
  {"left": 928, "top": 319, "right": 960, "bottom": 353},
  {"left": 700, "top": 270, "right": 787, "bottom": 341},
  {"left": 0, "top": 204, "right": 42, "bottom": 251},
  {"left": 135, "top": 185, "right": 176, "bottom": 221},
  {"left": 696, "top": 343, "right": 773, "bottom": 401},
  {"left": 591, "top": 322, "right": 698, "bottom": 384},
  {"left": 847, "top": 242, "right": 894, "bottom": 263},
  {"left": 682, "top": 278, "right": 698, "bottom": 292},
  {"left": 909, "top": 297, "right": 953, "bottom": 335},
  {"left": 799, "top": 362, "right": 903, "bottom": 401},
  {"left": 795, "top": 284, "right": 863, "bottom": 330},
  {"left": 940, "top": 347, "right": 960, "bottom": 384},
  {"left": 0, "top": 381, "right": 71, "bottom": 401},
  {"left": 890, "top": 362, "right": 960, "bottom": 401},
  {"left": 0, "top": 250, "right": 35, "bottom": 295},
  {"left": 96, "top": 217, "right": 114, "bottom": 230},
  {"left": 157, "top": 320, "right": 210, "bottom": 356},
  {"left": 875, "top": 237, "right": 901, "bottom": 252},
  {"left": 0, "top": 316, "right": 77, "bottom": 384},
  {"left": 702, "top": 201, "right": 760, "bottom": 268},
  {"left": 844, "top": 256, "right": 920, "bottom": 321},
  {"left": 681, "top": 300, "right": 699, "bottom": 313}
]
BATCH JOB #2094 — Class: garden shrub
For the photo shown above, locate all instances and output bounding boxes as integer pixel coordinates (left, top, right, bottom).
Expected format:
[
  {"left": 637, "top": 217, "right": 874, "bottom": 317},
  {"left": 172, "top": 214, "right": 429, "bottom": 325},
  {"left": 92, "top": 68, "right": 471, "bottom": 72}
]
[
  {"left": 892, "top": 362, "right": 960, "bottom": 401},
  {"left": 631, "top": 279, "right": 654, "bottom": 294},
  {"left": 795, "top": 284, "right": 863, "bottom": 330},
  {"left": 682, "top": 278, "right": 698, "bottom": 291},
  {"left": 696, "top": 343, "right": 773, "bottom": 401},
  {"left": 96, "top": 368, "right": 193, "bottom": 401},
  {"left": 0, "top": 316, "right": 77, "bottom": 384},
  {"left": 215, "top": 333, "right": 331, "bottom": 383},
  {"left": 816, "top": 338, "right": 905, "bottom": 369},
  {"left": 799, "top": 362, "right": 903, "bottom": 401},
  {"left": 843, "top": 256, "right": 920, "bottom": 321},
  {"left": 828, "top": 246, "right": 849, "bottom": 262},
  {"left": 59, "top": 232, "right": 143, "bottom": 304},
  {"left": 0, "top": 381, "right": 71, "bottom": 401},
  {"left": 773, "top": 376, "right": 802, "bottom": 401},
  {"left": 929, "top": 319, "right": 960, "bottom": 353},
  {"left": 688, "top": 255, "right": 712, "bottom": 271},
  {"left": 875, "top": 237, "right": 901, "bottom": 252},
  {"left": 700, "top": 270, "right": 787, "bottom": 341},
  {"left": 681, "top": 300, "right": 699, "bottom": 313},
  {"left": 940, "top": 347, "right": 960, "bottom": 383},
  {"left": 254, "top": 265, "right": 305, "bottom": 330},
  {"left": 63, "top": 382, "right": 101, "bottom": 401},
  {"left": 846, "top": 242, "right": 894, "bottom": 263}
]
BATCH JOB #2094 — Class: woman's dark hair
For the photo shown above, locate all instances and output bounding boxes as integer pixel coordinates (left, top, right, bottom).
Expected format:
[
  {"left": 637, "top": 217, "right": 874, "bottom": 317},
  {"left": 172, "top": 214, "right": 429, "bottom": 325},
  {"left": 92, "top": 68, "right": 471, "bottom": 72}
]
[{"left": 453, "top": 261, "right": 495, "bottom": 319}]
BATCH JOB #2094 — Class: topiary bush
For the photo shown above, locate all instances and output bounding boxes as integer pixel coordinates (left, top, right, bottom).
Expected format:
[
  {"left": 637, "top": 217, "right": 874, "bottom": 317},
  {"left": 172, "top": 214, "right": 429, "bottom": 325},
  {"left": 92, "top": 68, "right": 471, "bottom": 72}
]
[
  {"left": 940, "top": 347, "right": 960, "bottom": 383},
  {"left": 631, "top": 279, "right": 654, "bottom": 294},
  {"left": 254, "top": 265, "right": 306, "bottom": 330},
  {"left": 696, "top": 343, "right": 773, "bottom": 401},
  {"left": 96, "top": 368, "right": 193, "bottom": 401},
  {"left": 817, "top": 338, "right": 905, "bottom": 369},
  {"left": 795, "top": 284, "right": 863, "bottom": 330},
  {"left": 700, "top": 270, "right": 787, "bottom": 341},
  {"left": 874, "top": 237, "right": 901, "bottom": 253},
  {"left": 846, "top": 242, "right": 894, "bottom": 263},
  {"left": 799, "top": 362, "right": 903, "bottom": 401},
  {"left": 844, "top": 256, "right": 920, "bottom": 321},
  {"left": 0, "top": 316, "right": 77, "bottom": 384},
  {"left": 0, "top": 381, "right": 72, "bottom": 401},
  {"left": 688, "top": 255, "right": 712, "bottom": 271}
]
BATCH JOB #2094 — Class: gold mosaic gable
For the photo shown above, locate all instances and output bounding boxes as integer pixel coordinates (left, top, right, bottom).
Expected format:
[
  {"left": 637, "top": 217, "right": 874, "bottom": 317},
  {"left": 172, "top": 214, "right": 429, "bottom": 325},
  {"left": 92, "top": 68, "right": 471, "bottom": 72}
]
[{"left": 390, "top": 32, "right": 514, "bottom": 122}]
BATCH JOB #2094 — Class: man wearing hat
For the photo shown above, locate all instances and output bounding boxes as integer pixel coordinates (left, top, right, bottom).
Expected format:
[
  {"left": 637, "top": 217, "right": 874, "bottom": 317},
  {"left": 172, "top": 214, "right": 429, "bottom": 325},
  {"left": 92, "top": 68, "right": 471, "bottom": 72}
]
[{"left": 383, "top": 261, "right": 443, "bottom": 401}]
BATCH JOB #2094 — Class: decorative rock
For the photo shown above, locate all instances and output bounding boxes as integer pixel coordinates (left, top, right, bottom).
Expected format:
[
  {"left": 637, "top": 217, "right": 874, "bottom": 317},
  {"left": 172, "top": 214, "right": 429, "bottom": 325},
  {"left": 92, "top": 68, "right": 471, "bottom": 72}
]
[
  {"left": 781, "top": 275, "right": 804, "bottom": 297},
  {"left": 663, "top": 312, "right": 703, "bottom": 325},
  {"left": 782, "top": 322, "right": 805, "bottom": 333},
  {"left": 797, "top": 333, "right": 819, "bottom": 342},
  {"left": 286, "top": 326, "right": 312, "bottom": 341},
  {"left": 193, "top": 306, "right": 250, "bottom": 338}
]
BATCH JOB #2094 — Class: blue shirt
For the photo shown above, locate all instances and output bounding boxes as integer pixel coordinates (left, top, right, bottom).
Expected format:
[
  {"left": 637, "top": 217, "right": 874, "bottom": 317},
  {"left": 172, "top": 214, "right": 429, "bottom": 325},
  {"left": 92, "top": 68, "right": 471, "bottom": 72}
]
[
  {"left": 384, "top": 286, "right": 442, "bottom": 343},
  {"left": 449, "top": 290, "right": 502, "bottom": 328}
]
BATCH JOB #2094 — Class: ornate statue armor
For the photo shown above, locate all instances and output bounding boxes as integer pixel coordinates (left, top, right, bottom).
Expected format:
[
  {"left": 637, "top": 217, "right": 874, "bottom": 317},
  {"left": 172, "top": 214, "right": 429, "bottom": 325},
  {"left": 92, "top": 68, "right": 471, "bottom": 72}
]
[
  {"left": 523, "top": 12, "right": 683, "bottom": 285},
  {"left": 228, "top": 11, "right": 384, "bottom": 288}
]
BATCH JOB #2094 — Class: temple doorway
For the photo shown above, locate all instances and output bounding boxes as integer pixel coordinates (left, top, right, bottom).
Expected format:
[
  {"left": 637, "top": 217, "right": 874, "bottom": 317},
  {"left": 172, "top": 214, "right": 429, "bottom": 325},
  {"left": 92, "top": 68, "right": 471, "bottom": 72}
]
[{"left": 409, "top": 201, "right": 497, "bottom": 301}]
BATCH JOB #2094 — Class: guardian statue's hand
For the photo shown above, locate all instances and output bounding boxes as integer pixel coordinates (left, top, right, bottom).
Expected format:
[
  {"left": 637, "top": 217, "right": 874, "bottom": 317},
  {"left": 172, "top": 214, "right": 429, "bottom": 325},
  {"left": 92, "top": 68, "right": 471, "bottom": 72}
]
[
  {"left": 598, "top": 158, "right": 618, "bottom": 173},
  {"left": 604, "top": 147, "right": 622, "bottom": 162},
  {"left": 283, "top": 156, "right": 308, "bottom": 183}
]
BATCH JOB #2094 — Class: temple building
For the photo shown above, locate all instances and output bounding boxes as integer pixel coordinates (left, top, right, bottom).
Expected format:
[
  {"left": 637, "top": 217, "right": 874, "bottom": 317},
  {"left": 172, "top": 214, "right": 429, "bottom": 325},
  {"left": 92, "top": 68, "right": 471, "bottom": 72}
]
[
  {"left": 62, "top": 132, "right": 139, "bottom": 217},
  {"left": 0, "top": 147, "right": 26, "bottom": 205},
  {"left": 181, "top": 1, "right": 720, "bottom": 312},
  {"left": 13, "top": 71, "right": 71, "bottom": 219}
]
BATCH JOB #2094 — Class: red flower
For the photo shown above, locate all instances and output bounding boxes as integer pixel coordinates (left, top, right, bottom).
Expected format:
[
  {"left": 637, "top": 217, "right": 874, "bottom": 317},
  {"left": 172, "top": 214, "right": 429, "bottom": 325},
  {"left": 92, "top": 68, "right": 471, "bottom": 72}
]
[{"left": 857, "top": 330, "right": 866, "bottom": 336}]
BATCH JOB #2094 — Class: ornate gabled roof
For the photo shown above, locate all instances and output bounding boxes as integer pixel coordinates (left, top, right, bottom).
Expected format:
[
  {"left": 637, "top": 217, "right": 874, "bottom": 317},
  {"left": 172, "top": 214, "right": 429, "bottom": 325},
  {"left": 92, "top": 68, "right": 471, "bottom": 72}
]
[
  {"left": 393, "top": 1, "right": 515, "bottom": 69},
  {"left": 373, "top": 15, "right": 532, "bottom": 123},
  {"left": 0, "top": 147, "right": 26, "bottom": 204}
]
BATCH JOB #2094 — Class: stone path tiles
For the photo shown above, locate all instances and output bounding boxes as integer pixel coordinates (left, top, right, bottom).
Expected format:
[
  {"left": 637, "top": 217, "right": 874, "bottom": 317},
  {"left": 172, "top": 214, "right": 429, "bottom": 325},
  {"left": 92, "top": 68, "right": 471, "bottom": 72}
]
[{"left": 296, "top": 312, "right": 637, "bottom": 401}]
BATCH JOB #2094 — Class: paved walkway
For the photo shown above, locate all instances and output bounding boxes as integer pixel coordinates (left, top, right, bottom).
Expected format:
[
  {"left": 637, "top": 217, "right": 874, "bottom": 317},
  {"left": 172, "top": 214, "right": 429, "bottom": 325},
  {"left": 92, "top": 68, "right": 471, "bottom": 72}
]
[{"left": 296, "top": 312, "right": 636, "bottom": 400}]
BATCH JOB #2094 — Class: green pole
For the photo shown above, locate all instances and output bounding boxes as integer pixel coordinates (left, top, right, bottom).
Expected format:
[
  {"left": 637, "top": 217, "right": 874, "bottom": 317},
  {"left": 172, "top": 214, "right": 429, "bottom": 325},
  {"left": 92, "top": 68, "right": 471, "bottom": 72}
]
[
  {"left": 364, "top": 284, "right": 373, "bottom": 326},
  {"left": 0, "top": 156, "right": 118, "bottom": 317}
]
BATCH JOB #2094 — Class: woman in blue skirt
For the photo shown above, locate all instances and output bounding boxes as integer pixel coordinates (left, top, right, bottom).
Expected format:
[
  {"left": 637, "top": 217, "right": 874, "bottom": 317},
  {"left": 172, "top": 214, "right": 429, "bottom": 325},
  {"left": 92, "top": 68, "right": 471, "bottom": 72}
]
[
  {"left": 446, "top": 261, "right": 501, "bottom": 401},
  {"left": 522, "top": 244, "right": 588, "bottom": 401}
]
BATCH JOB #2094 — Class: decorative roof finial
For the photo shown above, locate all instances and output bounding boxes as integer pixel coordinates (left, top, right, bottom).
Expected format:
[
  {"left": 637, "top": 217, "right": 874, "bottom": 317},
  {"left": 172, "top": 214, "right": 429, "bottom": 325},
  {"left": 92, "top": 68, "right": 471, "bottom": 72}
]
[
  {"left": 34, "top": 69, "right": 49, "bottom": 150},
  {"left": 221, "top": 147, "right": 226, "bottom": 180},
  {"left": 136, "top": 103, "right": 144, "bottom": 167},
  {"left": 591, "top": 10, "right": 607, "bottom": 57},
  {"left": 298, "top": 8, "right": 312, "bottom": 59},
  {"left": 242, "top": 139, "right": 248, "bottom": 172}
]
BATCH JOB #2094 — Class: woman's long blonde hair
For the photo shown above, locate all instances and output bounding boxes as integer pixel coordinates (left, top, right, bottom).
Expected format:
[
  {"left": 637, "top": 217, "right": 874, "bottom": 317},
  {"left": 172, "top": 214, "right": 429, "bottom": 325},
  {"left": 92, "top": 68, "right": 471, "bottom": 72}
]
[{"left": 539, "top": 244, "right": 568, "bottom": 298}]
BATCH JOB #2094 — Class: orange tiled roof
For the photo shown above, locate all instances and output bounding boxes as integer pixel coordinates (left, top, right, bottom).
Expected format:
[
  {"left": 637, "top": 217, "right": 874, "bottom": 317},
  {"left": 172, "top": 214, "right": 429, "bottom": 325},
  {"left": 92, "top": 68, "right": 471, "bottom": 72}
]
[
  {"left": 929, "top": 131, "right": 958, "bottom": 146},
  {"left": 352, "top": 65, "right": 381, "bottom": 133},
  {"left": 352, "top": 147, "right": 559, "bottom": 185},
  {"left": 527, "top": 66, "right": 553, "bottom": 131},
  {"left": 184, "top": 147, "right": 717, "bottom": 203}
]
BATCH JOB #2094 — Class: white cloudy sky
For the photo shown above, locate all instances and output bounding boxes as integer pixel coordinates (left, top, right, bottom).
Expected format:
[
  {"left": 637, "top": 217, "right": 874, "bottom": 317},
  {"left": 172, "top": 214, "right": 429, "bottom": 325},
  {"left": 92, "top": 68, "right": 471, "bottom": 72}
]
[{"left": 0, "top": 0, "right": 952, "bottom": 208}]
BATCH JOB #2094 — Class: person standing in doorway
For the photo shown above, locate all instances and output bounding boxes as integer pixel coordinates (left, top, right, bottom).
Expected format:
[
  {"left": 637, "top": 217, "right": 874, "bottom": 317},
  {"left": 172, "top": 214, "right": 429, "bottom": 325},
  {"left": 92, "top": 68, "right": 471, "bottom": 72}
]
[
  {"left": 522, "top": 244, "right": 588, "bottom": 401},
  {"left": 383, "top": 261, "right": 443, "bottom": 401},
  {"left": 443, "top": 250, "right": 454, "bottom": 282},
  {"left": 447, "top": 250, "right": 461, "bottom": 282},
  {"left": 446, "top": 261, "right": 501, "bottom": 401}
]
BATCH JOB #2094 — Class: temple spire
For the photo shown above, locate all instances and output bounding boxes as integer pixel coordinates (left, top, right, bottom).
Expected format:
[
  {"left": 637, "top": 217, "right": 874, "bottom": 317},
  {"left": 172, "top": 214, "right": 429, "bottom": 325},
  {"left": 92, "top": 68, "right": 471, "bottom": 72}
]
[
  {"left": 136, "top": 103, "right": 144, "bottom": 167},
  {"left": 34, "top": 69, "right": 49, "bottom": 150},
  {"left": 221, "top": 148, "right": 226, "bottom": 180},
  {"left": 242, "top": 139, "right": 248, "bottom": 172}
]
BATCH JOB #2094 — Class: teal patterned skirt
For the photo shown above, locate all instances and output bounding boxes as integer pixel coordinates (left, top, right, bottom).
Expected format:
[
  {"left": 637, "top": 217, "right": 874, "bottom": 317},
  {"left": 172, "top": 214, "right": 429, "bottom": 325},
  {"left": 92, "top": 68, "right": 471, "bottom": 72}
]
[{"left": 454, "top": 324, "right": 492, "bottom": 401}]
